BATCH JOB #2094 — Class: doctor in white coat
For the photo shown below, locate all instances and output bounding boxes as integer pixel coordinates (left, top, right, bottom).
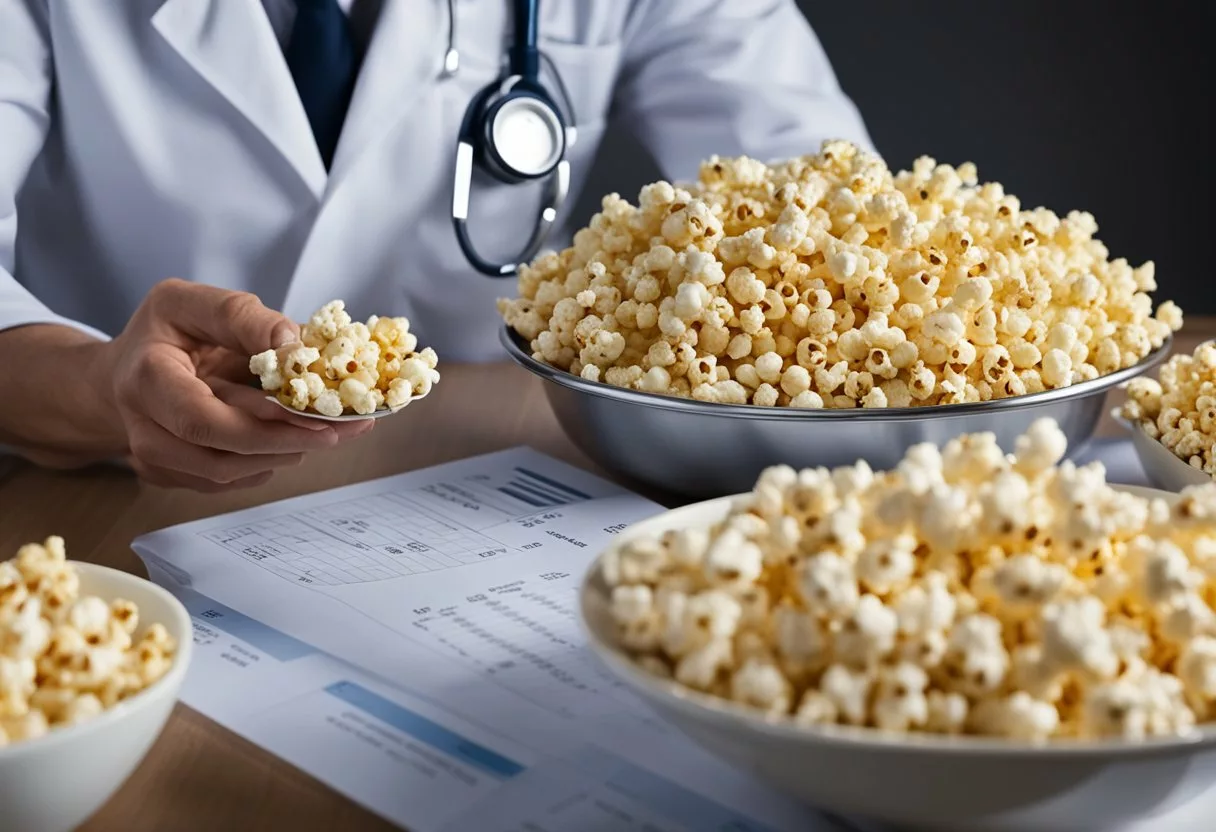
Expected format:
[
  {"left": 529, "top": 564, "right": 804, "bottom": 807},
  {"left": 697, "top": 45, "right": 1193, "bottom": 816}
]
[{"left": 0, "top": 0, "right": 869, "bottom": 491}]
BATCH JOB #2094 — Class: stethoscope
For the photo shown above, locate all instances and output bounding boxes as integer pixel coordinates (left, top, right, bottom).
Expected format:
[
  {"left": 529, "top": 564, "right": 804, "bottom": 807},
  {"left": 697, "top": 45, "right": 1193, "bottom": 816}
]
[{"left": 442, "top": 0, "right": 578, "bottom": 276}]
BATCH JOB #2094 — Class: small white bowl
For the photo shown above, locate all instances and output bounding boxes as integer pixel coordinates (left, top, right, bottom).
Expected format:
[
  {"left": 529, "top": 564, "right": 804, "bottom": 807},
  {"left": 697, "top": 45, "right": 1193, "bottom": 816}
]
[
  {"left": 266, "top": 385, "right": 433, "bottom": 422},
  {"left": 0, "top": 562, "right": 193, "bottom": 832},
  {"left": 1118, "top": 415, "right": 1213, "bottom": 493},
  {"left": 580, "top": 487, "right": 1216, "bottom": 832}
]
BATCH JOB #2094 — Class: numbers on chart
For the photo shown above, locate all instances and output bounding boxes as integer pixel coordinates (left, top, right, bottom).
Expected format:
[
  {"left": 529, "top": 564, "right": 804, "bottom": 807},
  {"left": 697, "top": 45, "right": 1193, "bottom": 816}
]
[
  {"left": 477, "top": 548, "right": 506, "bottom": 558},
  {"left": 539, "top": 572, "right": 569, "bottom": 581},
  {"left": 296, "top": 575, "right": 314, "bottom": 584},
  {"left": 602, "top": 523, "right": 628, "bottom": 535},
  {"left": 413, "top": 607, "right": 432, "bottom": 615},
  {"left": 466, "top": 593, "right": 487, "bottom": 603},
  {"left": 518, "top": 511, "right": 563, "bottom": 529},
  {"left": 521, "top": 542, "right": 542, "bottom": 550}
]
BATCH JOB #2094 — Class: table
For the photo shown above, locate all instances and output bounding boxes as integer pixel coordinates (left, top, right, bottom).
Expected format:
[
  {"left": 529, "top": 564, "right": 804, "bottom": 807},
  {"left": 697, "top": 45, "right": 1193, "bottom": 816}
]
[{"left": 1, "top": 319, "right": 1212, "bottom": 831}]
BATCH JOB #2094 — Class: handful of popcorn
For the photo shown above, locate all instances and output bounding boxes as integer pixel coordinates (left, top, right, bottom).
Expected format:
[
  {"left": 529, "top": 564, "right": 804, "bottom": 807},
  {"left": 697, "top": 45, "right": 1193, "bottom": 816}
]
[
  {"left": 601, "top": 419, "right": 1216, "bottom": 742},
  {"left": 1120, "top": 341, "right": 1216, "bottom": 477},
  {"left": 500, "top": 141, "right": 1181, "bottom": 408},
  {"left": 0, "top": 538, "right": 177, "bottom": 747},
  {"left": 250, "top": 300, "right": 440, "bottom": 417}
]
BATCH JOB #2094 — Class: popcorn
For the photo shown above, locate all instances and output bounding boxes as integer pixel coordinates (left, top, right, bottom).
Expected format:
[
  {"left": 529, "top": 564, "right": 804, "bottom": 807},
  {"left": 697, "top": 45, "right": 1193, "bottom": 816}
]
[
  {"left": 1039, "top": 597, "right": 1119, "bottom": 681},
  {"left": 873, "top": 662, "right": 930, "bottom": 732},
  {"left": 820, "top": 664, "right": 872, "bottom": 725},
  {"left": 773, "top": 606, "right": 829, "bottom": 670},
  {"left": 0, "top": 538, "right": 177, "bottom": 748},
  {"left": 893, "top": 573, "right": 957, "bottom": 635},
  {"left": 942, "top": 614, "right": 1009, "bottom": 697},
  {"left": 250, "top": 300, "right": 439, "bottom": 417},
  {"left": 704, "top": 528, "right": 763, "bottom": 587},
  {"left": 970, "top": 692, "right": 1059, "bottom": 742},
  {"left": 603, "top": 418, "right": 1216, "bottom": 741},
  {"left": 675, "top": 638, "right": 733, "bottom": 690},
  {"left": 794, "top": 690, "right": 839, "bottom": 727},
  {"left": 856, "top": 535, "right": 916, "bottom": 595},
  {"left": 502, "top": 141, "right": 1180, "bottom": 408},
  {"left": 835, "top": 594, "right": 899, "bottom": 667},
  {"left": 1080, "top": 664, "right": 1196, "bottom": 739},
  {"left": 1120, "top": 341, "right": 1216, "bottom": 478},
  {"left": 797, "top": 553, "right": 860, "bottom": 619},
  {"left": 1177, "top": 636, "right": 1216, "bottom": 718},
  {"left": 730, "top": 659, "right": 793, "bottom": 714}
]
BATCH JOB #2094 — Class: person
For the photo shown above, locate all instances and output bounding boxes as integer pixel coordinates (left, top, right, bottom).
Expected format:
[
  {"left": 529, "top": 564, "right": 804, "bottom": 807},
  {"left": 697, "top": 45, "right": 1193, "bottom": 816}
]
[{"left": 0, "top": 0, "right": 870, "bottom": 491}]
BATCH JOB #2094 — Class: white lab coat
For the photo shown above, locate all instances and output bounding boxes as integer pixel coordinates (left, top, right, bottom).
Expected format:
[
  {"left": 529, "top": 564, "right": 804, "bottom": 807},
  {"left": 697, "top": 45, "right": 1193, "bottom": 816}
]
[{"left": 1, "top": 0, "right": 870, "bottom": 362}]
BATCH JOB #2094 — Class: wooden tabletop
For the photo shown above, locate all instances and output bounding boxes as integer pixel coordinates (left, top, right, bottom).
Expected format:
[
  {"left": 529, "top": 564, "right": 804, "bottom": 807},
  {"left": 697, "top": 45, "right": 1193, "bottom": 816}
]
[{"left": 1, "top": 319, "right": 1212, "bottom": 831}]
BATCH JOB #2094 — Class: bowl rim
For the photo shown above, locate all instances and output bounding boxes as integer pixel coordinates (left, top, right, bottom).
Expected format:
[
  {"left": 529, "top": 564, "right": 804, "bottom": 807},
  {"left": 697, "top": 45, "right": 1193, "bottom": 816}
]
[
  {"left": 1115, "top": 411, "right": 1215, "bottom": 488},
  {"left": 579, "top": 484, "right": 1216, "bottom": 758},
  {"left": 502, "top": 325, "right": 1173, "bottom": 422},
  {"left": 0, "top": 561, "right": 193, "bottom": 759}
]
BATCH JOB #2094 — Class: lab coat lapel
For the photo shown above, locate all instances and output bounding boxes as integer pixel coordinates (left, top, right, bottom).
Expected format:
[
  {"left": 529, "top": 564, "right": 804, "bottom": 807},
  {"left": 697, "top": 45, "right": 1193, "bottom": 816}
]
[
  {"left": 326, "top": 0, "right": 442, "bottom": 186},
  {"left": 151, "top": 0, "right": 328, "bottom": 197}
]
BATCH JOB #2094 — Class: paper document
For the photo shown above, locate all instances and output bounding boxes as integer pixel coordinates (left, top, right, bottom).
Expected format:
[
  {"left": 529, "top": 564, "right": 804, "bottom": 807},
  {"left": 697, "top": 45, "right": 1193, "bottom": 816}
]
[
  {"left": 130, "top": 440, "right": 1164, "bottom": 832},
  {"left": 133, "top": 448, "right": 853, "bottom": 832}
]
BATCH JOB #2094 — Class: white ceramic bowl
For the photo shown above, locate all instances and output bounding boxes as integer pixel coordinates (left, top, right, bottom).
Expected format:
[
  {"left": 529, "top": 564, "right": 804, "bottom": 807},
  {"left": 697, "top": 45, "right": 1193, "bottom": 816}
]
[
  {"left": 1121, "top": 417, "right": 1213, "bottom": 493},
  {"left": 0, "top": 562, "right": 193, "bottom": 832},
  {"left": 580, "top": 487, "right": 1216, "bottom": 832}
]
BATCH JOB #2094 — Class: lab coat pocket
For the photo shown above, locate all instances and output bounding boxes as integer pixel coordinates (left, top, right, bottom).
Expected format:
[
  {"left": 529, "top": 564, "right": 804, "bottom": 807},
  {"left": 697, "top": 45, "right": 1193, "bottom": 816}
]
[{"left": 536, "top": 38, "right": 624, "bottom": 133}]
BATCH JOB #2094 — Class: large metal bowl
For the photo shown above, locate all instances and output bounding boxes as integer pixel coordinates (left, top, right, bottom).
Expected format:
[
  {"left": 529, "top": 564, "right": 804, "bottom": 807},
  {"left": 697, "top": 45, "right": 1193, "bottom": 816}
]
[{"left": 502, "top": 326, "right": 1172, "bottom": 498}]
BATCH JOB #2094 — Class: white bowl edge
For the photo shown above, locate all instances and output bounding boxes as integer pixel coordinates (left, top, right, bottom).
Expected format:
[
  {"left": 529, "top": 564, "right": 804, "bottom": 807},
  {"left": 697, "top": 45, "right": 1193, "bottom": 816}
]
[{"left": 1120, "top": 417, "right": 1214, "bottom": 493}]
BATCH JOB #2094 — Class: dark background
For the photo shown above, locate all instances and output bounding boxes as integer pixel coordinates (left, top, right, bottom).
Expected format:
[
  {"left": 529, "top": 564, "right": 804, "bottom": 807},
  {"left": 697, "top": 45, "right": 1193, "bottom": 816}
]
[{"left": 573, "top": 1, "right": 1214, "bottom": 314}]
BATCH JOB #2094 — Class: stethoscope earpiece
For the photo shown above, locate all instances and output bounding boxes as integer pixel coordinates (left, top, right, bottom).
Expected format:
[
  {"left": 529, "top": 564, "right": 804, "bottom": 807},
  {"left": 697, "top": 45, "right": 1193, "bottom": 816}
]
[{"left": 446, "top": 0, "right": 576, "bottom": 277}]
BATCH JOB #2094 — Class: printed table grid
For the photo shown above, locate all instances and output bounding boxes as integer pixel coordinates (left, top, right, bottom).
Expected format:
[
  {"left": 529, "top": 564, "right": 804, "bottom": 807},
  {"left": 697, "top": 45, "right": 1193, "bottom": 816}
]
[
  {"left": 410, "top": 585, "right": 633, "bottom": 718},
  {"left": 200, "top": 490, "right": 510, "bottom": 586}
]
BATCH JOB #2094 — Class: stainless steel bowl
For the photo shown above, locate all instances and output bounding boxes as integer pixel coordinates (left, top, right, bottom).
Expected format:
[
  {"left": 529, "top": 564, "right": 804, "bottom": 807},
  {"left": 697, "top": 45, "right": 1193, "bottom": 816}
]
[{"left": 503, "top": 327, "right": 1172, "bottom": 498}]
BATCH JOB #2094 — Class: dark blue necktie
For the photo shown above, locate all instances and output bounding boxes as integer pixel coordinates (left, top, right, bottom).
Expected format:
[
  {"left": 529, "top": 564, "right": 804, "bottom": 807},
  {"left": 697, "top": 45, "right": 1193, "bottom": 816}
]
[{"left": 285, "top": 0, "right": 357, "bottom": 169}]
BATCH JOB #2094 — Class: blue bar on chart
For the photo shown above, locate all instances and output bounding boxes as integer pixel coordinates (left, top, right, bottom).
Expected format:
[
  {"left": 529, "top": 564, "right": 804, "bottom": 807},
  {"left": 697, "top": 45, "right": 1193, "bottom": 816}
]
[{"left": 324, "top": 681, "right": 526, "bottom": 780}]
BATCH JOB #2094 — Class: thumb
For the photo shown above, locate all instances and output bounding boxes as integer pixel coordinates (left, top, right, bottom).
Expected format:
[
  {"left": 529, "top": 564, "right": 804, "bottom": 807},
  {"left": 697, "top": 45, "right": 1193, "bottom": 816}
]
[{"left": 151, "top": 280, "right": 299, "bottom": 355}]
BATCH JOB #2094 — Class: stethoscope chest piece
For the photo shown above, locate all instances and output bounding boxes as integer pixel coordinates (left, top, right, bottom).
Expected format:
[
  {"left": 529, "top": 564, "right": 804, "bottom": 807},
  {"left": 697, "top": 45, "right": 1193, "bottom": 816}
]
[{"left": 483, "top": 89, "right": 565, "bottom": 181}]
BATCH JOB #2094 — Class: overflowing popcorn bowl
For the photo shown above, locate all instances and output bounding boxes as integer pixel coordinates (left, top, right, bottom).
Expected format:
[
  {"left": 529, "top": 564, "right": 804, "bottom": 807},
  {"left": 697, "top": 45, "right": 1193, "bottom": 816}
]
[
  {"left": 506, "top": 325, "right": 1168, "bottom": 497},
  {"left": 499, "top": 141, "right": 1179, "bottom": 496},
  {"left": 578, "top": 422, "right": 1216, "bottom": 831},
  {"left": 1117, "top": 341, "right": 1216, "bottom": 493},
  {"left": 1, "top": 542, "right": 192, "bottom": 832}
]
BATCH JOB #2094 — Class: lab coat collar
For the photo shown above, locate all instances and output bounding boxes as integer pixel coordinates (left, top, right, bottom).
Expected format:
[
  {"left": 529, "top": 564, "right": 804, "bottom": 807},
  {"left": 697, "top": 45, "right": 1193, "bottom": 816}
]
[
  {"left": 151, "top": 0, "right": 328, "bottom": 197},
  {"left": 326, "top": 0, "right": 444, "bottom": 187}
]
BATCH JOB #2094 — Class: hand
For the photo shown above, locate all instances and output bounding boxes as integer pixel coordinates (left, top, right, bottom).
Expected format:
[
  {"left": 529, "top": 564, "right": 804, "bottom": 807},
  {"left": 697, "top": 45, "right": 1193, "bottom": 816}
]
[{"left": 97, "top": 279, "right": 372, "bottom": 492}]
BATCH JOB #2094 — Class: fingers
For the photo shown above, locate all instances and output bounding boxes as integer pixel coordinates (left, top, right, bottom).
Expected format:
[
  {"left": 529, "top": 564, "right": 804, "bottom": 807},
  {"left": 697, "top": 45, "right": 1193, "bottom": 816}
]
[
  {"left": 208, "top": 377, "right": 333, "bottom": 431},
  {"left": 208, "top": 377, "right": 377, "bottom": 441},
  {"left": 150, "top": 279, "right": 298, "bottom": 355},
  {"left": 132, "top": 348, "right": 343, "bottom": 455},
  {"left": 125, "top": 413, "right": 305, "bottom": 484}
]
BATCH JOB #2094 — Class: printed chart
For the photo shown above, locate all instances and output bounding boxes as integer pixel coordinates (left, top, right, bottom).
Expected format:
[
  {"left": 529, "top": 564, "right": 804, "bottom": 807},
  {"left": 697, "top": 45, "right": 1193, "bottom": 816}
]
[
  {"left": 199, "top": 465, "right": 591, "bottom": 586},
  {"left": 408, "top": 577, "right": 641, "bottom": 719}
]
